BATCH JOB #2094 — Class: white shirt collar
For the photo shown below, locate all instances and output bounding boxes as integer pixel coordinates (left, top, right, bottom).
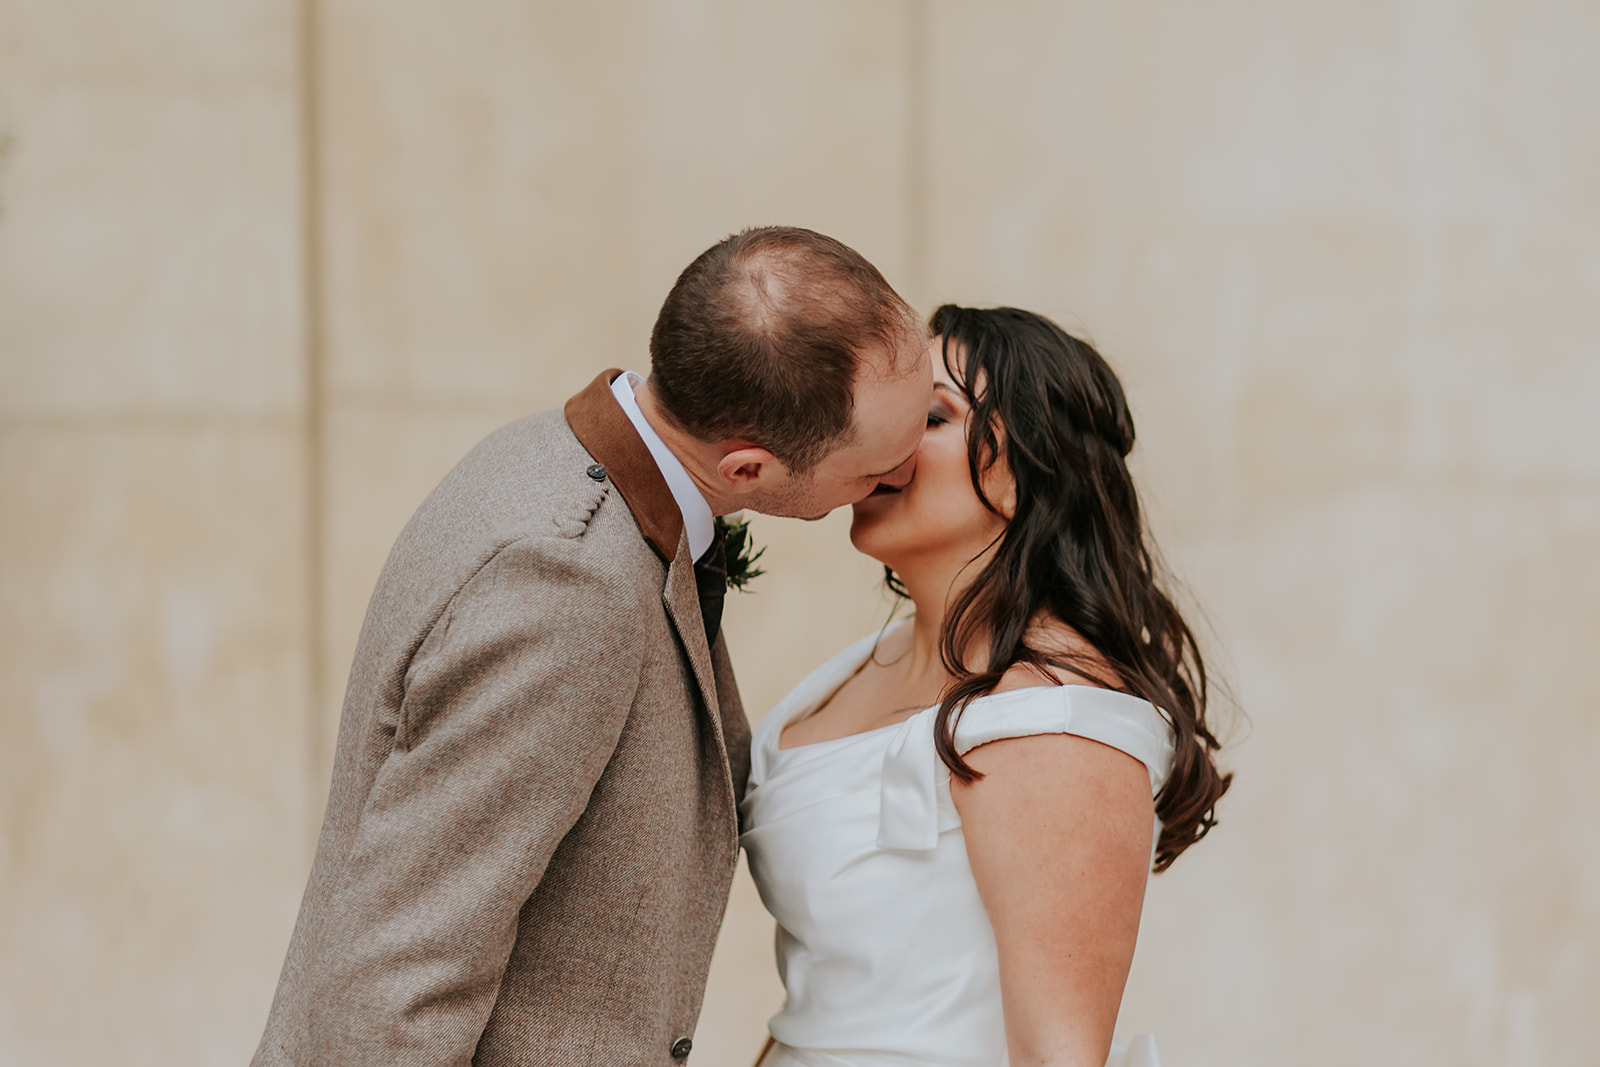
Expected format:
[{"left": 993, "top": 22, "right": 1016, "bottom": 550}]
[{"left": 611, "top": 371, "right": 716, "bottom": 561}]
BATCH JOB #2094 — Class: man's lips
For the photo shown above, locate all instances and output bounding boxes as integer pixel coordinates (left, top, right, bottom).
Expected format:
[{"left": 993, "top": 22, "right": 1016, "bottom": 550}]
[{"left": 868, "top": 483, "right": 904, "bottom": 497}]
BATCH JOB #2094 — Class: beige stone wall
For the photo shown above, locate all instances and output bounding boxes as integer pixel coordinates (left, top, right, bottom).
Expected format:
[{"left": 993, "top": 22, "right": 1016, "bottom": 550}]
[
  {"left": 1, "top": 2, "right": 1594, "bottom": 1064},
  {"left": 0, "top": 2, "right": 314, "bottom": 1063}
]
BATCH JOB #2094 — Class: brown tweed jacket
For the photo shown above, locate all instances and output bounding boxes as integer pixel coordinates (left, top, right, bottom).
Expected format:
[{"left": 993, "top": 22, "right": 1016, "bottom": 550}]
[{"left": 253, "top": 372, "right": 751, "bottom": 1066}]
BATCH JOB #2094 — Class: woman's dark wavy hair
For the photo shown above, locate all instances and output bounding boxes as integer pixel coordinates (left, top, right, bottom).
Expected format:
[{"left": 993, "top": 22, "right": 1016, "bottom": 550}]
[{"left": 903, "top": 304, "right": 1231, "bottom": 872}]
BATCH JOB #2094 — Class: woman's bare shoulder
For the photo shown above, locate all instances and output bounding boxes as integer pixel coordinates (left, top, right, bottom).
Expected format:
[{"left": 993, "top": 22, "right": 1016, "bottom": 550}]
[{"left": 991, "top": 616, "right": 1123, "bottom": 694}]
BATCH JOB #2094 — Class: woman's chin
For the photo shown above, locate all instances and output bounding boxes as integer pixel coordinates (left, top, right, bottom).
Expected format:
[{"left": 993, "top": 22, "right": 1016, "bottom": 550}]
[{"left": 848, "top": 507, "right": 903, "bottom": 567}]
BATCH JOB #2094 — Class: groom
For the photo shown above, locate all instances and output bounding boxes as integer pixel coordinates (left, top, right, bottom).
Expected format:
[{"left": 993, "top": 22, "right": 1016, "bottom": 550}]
[{"left": 253, "top": 226, "right": 931, "bottom": 1065}]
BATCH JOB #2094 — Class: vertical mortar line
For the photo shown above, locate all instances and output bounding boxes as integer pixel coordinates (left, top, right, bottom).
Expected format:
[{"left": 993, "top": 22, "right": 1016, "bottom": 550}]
[
  {"left": 905, "top": 0, "right": 929, "bottom": 309},
  {"left": 299, "top": 0, "right": 329, "bottom": 854}
]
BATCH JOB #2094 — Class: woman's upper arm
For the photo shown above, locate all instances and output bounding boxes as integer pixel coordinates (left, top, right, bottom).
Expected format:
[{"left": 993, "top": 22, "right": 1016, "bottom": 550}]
[{"left": 952, "top": 729, "right": 1155, "bottom": 1067}]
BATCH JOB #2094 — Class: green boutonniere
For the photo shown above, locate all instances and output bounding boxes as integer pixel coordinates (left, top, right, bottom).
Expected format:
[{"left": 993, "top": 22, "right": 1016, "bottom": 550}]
[{"left": 715, "top": 514, "right": 767, "bottom": 592}]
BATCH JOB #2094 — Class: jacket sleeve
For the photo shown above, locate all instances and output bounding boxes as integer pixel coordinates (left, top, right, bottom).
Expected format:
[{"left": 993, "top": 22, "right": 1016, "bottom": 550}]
[{"left": 301, "top": 534, "right": 651, "bottom": 1064}]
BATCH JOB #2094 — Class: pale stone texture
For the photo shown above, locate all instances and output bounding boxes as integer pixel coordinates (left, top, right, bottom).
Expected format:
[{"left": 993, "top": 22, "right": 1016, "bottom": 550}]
[
  {"left": 0, "top": 1, "right": 311, "bottom": 1064},
  {"left": 0, "top": 0, "right": 303, "bottom": 417},
  {"left": 4, "top": 1, "right": 1598, "bottom": 1065},
  {"left": 0, "top": 426, "right": 312, "bottom": 1066}
]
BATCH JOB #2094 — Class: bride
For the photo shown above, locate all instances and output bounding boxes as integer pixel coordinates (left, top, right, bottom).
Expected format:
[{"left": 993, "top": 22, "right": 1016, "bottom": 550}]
[{"left": 740, "top": 305, "right": 1232, "bottom": 1067}]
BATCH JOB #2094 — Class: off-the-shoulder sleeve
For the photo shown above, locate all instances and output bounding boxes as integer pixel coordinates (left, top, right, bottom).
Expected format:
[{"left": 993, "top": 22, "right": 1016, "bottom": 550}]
[
  {"left": 876, "top": 686, "right": 1174, "bottom": 852},
  {"left": 952, "top": 686, "right": 1175, "bottom": 794}
]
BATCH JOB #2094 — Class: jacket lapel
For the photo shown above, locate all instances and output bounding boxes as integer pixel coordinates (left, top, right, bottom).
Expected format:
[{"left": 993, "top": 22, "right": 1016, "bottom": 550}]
[
  {"left": 660, "top": 543, "right": 725, "bottom": 745},
  {"left": 564, "top": 371, "right": 727, "bottom": 741}
]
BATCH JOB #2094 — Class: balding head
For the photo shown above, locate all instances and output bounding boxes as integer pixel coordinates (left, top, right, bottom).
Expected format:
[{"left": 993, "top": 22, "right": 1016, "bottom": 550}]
[{"left": 648, "top": 226, "right": 922, "bottom": 473}]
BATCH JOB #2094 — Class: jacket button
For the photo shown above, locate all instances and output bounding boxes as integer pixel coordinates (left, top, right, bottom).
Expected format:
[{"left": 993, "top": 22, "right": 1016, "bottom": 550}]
[
  {"left": 586, "top": 463, "right": 608, "bottom": 481},
  {"left": 670, "top": 1037, "right": 693, "bottom": 1059}
]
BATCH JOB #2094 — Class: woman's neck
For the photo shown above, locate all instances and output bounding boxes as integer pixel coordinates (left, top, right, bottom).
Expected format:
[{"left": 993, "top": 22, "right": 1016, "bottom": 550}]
[{"left": 893, "top": 550, "right": 993, "bottom": 680}]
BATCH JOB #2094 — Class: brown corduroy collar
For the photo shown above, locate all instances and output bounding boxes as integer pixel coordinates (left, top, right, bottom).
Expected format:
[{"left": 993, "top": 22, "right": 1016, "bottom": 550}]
[{"left": 564, "top": 370, "right": 684, "bottom": 564}]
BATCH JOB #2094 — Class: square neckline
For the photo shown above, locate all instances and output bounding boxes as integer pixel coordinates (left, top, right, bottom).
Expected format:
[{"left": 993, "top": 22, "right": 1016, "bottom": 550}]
[{"left": 769, "top": 618, "right": 1133, "bottom": 756}]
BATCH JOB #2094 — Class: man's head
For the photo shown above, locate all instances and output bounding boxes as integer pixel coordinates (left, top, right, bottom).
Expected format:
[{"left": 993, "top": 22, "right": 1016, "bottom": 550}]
[{"left": 648, "top": 226, "right": 931, "bottom": 519}]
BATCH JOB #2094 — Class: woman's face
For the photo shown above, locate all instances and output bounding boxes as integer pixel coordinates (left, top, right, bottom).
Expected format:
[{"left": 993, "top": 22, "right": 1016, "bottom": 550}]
[{"left": 849, "top": 338, "right": 1015, "bottom": 579}]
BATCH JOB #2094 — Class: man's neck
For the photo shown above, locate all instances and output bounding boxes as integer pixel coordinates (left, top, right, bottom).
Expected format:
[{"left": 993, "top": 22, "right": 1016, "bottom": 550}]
[{"left": 632, "top": 380, "right": 741, "bottom": 517}]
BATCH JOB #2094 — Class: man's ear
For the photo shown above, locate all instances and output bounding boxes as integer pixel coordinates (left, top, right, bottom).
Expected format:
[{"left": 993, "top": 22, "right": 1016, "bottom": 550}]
[{"left": 716, "top": 444, "right": 782, "bottom": 494}]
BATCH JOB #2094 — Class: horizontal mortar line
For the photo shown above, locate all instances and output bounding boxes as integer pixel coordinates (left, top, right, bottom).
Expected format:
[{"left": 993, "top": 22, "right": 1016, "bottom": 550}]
[
  {"left": 0, "top": 69, "right": 294, "bottom": 93},
  {"left": 320, "top": 396, "right": 545, "bottom": 415},
  {"left": 0, "top": 410, "right": 307, "bottom": 430}
]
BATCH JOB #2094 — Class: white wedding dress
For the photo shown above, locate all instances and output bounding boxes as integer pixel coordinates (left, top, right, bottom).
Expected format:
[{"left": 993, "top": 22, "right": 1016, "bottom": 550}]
[{"left": 740, "top": 626, "right": 1174, "bottom": 1067}]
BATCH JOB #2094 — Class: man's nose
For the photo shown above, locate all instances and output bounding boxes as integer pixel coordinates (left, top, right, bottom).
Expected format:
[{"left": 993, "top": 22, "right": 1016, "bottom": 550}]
[{"left": 877, "top": 452, "right": 918, "bottom": 489}]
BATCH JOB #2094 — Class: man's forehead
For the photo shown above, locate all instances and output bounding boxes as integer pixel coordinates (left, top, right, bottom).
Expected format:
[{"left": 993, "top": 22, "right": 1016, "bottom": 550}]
[{"left": 847, "top": 354, "right": 930, "bottom": 458}]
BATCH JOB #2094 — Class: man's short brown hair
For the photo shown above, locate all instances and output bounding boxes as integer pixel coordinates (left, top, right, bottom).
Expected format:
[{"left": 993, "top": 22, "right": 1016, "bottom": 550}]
[{"left": 648, "top": 226, "right": 919, "bottom": 473}]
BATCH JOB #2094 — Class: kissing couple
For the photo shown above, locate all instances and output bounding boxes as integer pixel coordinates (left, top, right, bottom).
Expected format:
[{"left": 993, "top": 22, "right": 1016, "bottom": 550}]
[{"left": 252, "top": 227, "right": 1231, "bottom": 1067}]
